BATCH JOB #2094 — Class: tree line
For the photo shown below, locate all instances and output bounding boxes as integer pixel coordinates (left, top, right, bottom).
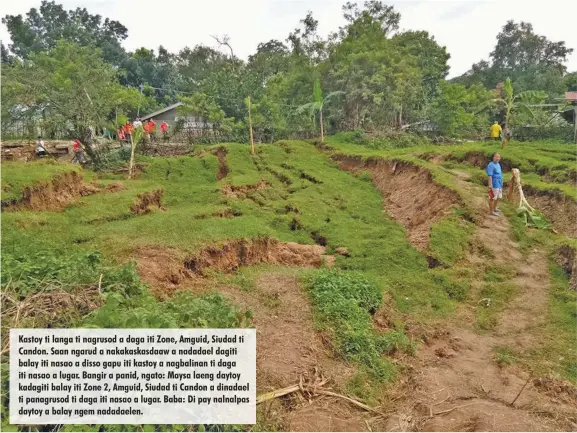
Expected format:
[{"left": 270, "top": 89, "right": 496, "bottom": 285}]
[{"left": 2, "top": 0, "right": 576, "bottom": 144}]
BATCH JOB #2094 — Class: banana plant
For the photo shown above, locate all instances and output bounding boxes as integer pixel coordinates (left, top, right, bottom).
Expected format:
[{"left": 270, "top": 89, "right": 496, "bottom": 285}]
[
  {"left": 296, "top": 78, "right": 344, "bottom": 143},
  {"left": 493, "top": 78, "right": 547, "bottom": 149},
  {"left": 509, "top": 168, "right": 550, "bottom": 230},
  {"left": 128, "top": 125, "right": 145, "bottom": 179}
]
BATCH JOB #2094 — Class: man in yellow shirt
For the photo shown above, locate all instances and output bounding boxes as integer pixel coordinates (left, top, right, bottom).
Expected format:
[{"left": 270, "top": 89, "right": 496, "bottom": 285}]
[{"left": 490, "top": 121, "right": 502, "bottom": 141}]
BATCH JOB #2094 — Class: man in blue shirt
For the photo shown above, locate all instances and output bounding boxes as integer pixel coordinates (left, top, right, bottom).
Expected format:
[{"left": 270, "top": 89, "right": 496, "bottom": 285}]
[{"left": 486, "top": 153, "right": 503, "bottom": 216}]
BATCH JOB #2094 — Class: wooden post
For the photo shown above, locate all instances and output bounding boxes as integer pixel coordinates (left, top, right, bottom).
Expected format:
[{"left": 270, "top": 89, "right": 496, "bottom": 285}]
[
  {"left": 128, "top": 133, "right": 136, "bottom": 179},
  {"left": 319, "top": 108, "right": 324, "bottom": 143},
  {"left": 573, "top": 105, "right": 576, "bottom": 144},
  {"left": 248, "top": 96, "right": 254, "bottom": 154}
]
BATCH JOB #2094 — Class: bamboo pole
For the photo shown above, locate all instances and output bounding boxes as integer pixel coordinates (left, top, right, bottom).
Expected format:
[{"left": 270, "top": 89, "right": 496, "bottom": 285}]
[
  {"left": 247, "top": 96, "right": 254, "bottom": 155},
  {"left": 319, "top": 108, "right": 324, "bottom": 143}
]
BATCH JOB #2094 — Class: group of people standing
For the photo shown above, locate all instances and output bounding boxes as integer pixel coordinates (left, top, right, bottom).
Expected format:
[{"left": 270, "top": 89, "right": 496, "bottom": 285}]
[{"left": 117, "top": 118, "right": 169, "bottom": 142}]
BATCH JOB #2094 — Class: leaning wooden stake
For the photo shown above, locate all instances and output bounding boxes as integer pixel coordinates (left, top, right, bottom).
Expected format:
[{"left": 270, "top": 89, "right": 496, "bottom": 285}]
[{"left": 247, "top": 96, "right": 255, "bottom": 155}]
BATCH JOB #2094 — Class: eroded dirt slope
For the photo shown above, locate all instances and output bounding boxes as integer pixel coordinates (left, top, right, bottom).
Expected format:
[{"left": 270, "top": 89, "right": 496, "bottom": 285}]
[
  {"left": 335, "top": 156, "right": 460, "bottom": 251},
  {"left": 1, "top": 171, "right": 99, "bottom": 211},
  {"left": 383, "top": 175, "right": 576, "bottom": 432}
]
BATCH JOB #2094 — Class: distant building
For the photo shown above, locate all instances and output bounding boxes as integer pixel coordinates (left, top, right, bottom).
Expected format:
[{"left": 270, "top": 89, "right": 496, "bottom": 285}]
[
  {"left": 565, "top": 91, "right": 577, "bottom": 102},
  {"left": 140, "top": 102, "right": 213, "bottom": 130}
]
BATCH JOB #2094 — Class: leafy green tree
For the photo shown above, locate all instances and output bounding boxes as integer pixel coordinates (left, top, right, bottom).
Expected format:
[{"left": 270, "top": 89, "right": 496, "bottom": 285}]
[
  {"left": 493, "top": 78, "right": 547, "bottom": 148},
  {"left": 2, "top": 41, "right": 142, "bottom": 159},
  {"left": 428, "top": 82, "right": 492, "bottom": 137},
  {"left": 2, "top": 0, "right": 127, "bottom": 65},
  {"left": 119, "top": 46, "right": 184, "bottom": 106},
  {"left": 390, "top": 30, "right": 450, "bottom": 99},
  {"left": 296, "top": 77, "right": 344, "bottom": 142},
  {"left": 247, "top": 40, "right": 291, "bottom": 86},
  {"left": 455, "top": 20, "right": 573, "bottom": 94},
  {"left": 564, "top": 72, "right": 577, "bottom": 92}
]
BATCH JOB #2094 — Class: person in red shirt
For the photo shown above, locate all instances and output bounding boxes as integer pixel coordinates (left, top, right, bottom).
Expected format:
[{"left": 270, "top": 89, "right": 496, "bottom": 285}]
[
  {"left": 125, "top": 122, "right": 134, "bottom": 142},
  {"left": 71, "top": 139, "right": 84, "bottom": 164},
  {"left": 160, "top": 121, "right": 169, "bottom": 142},
  {"left": 148, "top": 119, "right": 156, "bottom": 142}
]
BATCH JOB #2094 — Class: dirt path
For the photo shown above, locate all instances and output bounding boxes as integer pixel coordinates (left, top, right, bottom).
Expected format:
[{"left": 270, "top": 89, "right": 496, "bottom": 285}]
[
  {"left": 216, "top": 272, "right": 382, "bottom": 432},
  {"left": 383, "top": 174, "right": 576, "bottom": 431}
]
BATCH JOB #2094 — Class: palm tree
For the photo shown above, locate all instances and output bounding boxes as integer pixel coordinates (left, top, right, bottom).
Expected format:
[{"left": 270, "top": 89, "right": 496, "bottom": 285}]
[
  {"left": 493, "top": 78, "right": 546, "bottom": 149},
  {"left": 296, "top": 78, "right": 344, "bottom": 143}
]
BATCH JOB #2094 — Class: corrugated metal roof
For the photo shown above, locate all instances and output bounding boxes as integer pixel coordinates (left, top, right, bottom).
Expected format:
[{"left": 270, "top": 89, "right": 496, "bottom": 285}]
[
  {"left": 140, "top": 102, "right": 184, "bottom": 120},
  {"left": 565, "top": 91, "right": 577, "bottom": 101}
]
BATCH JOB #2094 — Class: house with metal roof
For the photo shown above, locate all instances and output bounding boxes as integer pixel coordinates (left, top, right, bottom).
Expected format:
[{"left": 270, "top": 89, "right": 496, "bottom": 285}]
[{"left": 140, "top": 102, "right": 212, "bottom": 130}]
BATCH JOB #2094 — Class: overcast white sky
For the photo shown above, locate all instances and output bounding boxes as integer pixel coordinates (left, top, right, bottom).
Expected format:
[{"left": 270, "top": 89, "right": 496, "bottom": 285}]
[{"left": 1, "top": 0, "right": 576, "bottom": 78}]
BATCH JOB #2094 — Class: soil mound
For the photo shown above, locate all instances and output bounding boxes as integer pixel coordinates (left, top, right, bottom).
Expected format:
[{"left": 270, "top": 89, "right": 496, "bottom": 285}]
[
  {"left": 135, "top": 238, "right": 333, "bottom": 295},
  {"left": 334, "top": 156, "right": 459, "bottom": 251},
  {"left": 104, "top": 182, "right": 126, "bottom": 193},
  {"left": 221, "top": 180, "right": 270, "bottom": 198},
  {"left": 185, "top": 237, "right": 333, "bottom": 276},
  {"left": 130, "top": 189, "right": 166, "bottom": 215},
  {"left": 2, "top": 171, "right": 99, "bottom": 211}
]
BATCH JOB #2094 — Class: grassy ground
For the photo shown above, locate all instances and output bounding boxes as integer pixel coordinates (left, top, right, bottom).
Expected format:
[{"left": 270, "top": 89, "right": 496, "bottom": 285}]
[
  {"left": 0, "top": 159, "right": 85, "bottom": 202},
  {"left": 1, "top": 137, "right": 575, "bottom": 431},
  {"left": 328, "top": 135, "right": 577, "bottom": 199}
]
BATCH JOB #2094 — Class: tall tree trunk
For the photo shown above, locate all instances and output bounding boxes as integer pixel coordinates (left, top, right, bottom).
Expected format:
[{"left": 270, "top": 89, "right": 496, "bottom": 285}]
[{"left": 319, "top": 108, "right": 324, "bottom": 143}]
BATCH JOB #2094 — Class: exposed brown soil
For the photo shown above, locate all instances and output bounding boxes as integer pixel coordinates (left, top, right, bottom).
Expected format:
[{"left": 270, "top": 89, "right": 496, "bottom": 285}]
[
  {"left": 1, "top": 171, "right": 99, "bottom": 211},
  {"left": 214, "top": 147, "right": 229, "bottom": 180},
  {"left": 382, "top": 175, "right": 577, "bottom": 431},
  {"left": 215, "top": 273, "right": 379, "bottom": 432},
  {"left": 129, "top": 189, "right": 166, "bottom": 215},
  {"left": 334, "top": 155, "right": 460, "bottom": 251},
  {"left": 134, "top": 238, "right": 333, "bottom": 296},
  {"left": 184, "top": 237, "right": 333, "bottom": 276},
  {"left": 555, "top": 244, "right": 577, "bottom": 290},
  {"left": 104, "top": 182, "right": 126, "bottom": 193},
  {"left": 221, "top": 180, "right": 270, "bottom": 198},
  {"left": 134, "top": 246, "right": 194, "bottom": 298},
  {"left": 519, "top": 186, "right": 577, "bottom": 238}
]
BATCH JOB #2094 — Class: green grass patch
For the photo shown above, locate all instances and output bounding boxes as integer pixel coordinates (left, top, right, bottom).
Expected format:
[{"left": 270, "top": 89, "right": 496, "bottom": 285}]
[
  {"left": 475, "top": 282, "right": 517, "bottom": 331},
  {"left": 304, "top": 270, "right": 414, "bottom": 401},
  {"left": 429, "top": 214, "right": 475, "bottom": 266},
  {"left": 1, "top": 160, "right": 83, "bottom": 202},
  {"left": 494, "top": 346, "right": 519, "bottom": 366}
]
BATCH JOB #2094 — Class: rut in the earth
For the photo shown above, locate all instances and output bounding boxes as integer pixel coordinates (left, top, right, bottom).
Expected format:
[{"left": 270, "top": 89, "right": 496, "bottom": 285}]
[{"left": 383, "top": 176, "right": 576, "bottom": 432}]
